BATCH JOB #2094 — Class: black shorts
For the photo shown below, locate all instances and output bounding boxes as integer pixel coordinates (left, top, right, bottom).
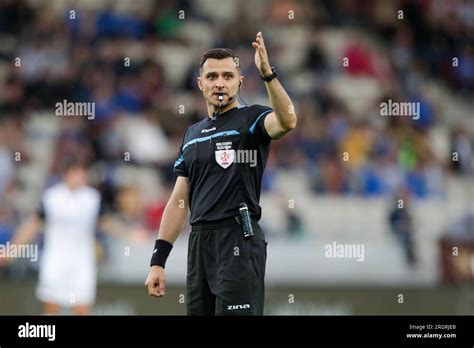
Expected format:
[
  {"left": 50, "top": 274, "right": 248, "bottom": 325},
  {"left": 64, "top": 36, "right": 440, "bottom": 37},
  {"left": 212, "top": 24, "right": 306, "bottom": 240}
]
[{"left": 186, "top": 218, "right": 267, "bottom": 315}]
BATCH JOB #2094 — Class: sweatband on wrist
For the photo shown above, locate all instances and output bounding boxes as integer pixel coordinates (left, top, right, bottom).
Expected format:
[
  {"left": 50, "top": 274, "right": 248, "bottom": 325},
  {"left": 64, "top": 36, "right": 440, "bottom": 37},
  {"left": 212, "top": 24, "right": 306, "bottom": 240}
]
[{"left": 150, "top": 239, "right": 173, "bottom": 268}]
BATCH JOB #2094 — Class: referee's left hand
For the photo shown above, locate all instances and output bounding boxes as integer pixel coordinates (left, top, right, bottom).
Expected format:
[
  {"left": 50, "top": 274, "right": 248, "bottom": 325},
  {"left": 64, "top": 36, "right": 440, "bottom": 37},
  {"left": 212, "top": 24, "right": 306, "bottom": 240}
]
[{"left": 252, "top": 32, "right": 272, "bottom": 76}]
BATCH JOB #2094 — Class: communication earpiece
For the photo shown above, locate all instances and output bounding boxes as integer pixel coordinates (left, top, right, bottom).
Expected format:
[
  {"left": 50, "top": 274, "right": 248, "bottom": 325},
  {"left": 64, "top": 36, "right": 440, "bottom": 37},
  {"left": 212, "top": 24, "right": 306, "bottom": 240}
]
[{"left": 228, "top": 82, "right": 241, "bottom": 103}]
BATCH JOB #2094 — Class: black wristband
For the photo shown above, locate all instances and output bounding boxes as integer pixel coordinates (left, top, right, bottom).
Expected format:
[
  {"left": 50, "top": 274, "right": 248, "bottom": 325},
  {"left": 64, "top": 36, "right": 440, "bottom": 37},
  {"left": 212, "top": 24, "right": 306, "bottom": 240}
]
[
  {"left": 150, "top": 239, "right": 173, "bottom": 268},
  {"left": 260, "top": 66, "right": 277, "bottom": 82}
]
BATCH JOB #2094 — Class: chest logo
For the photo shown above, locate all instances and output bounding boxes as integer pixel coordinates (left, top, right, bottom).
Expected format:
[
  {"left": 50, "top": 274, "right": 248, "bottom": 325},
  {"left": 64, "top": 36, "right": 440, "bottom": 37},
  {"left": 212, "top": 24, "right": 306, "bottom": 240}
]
[
  {"left": 215, "top": 149, "right": 235, "bottom": 169},
  {"left": 201, "top": 127, "right": 216, "bottom": 133}
]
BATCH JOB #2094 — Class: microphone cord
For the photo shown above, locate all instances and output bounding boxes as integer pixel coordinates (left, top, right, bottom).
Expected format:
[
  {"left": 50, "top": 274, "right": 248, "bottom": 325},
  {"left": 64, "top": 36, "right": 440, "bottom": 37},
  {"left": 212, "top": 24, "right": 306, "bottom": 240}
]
[{"left": 237, "top": 86, "right": 248, "bottom": 106}]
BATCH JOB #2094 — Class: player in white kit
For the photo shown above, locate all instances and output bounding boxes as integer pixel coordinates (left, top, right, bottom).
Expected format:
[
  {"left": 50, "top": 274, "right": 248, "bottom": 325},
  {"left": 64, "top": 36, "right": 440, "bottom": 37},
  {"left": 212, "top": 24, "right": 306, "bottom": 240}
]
[{"left": 10, "top": 159, "right": 101, "bottom": 315}]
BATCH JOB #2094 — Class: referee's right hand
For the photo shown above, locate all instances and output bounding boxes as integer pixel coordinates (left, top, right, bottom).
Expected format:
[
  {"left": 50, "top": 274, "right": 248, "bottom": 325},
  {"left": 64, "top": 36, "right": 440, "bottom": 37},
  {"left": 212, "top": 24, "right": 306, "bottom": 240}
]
[{"left": 145, "top": 265, "right": 166, "bottom": 297}]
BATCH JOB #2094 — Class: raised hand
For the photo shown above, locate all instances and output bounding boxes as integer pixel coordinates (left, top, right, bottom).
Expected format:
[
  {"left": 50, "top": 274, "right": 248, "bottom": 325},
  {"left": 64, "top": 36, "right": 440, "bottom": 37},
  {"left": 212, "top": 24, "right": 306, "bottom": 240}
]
[{"left": 252, "top": 32, "right": 272, "bottom": 76}]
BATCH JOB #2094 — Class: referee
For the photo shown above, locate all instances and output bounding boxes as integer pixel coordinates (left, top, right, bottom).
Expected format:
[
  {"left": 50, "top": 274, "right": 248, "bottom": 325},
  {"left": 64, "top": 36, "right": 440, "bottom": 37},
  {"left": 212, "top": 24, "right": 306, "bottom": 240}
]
[{"left": 145, "top": 32, "right": 297, "bottom": 315}]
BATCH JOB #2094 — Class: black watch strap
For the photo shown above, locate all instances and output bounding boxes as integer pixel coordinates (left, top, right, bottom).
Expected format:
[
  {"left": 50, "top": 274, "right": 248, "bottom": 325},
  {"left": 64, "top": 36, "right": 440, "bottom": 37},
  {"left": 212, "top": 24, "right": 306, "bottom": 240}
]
[{"left": 261, "top": 67, "right": 277, "bottom": 82}]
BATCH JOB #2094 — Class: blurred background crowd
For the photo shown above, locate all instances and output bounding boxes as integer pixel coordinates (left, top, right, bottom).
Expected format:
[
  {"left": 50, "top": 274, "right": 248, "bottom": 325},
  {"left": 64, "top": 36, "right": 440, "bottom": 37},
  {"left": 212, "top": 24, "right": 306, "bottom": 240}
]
[{"left": 0, "top": 0, "right": 473, "bottom": 300}]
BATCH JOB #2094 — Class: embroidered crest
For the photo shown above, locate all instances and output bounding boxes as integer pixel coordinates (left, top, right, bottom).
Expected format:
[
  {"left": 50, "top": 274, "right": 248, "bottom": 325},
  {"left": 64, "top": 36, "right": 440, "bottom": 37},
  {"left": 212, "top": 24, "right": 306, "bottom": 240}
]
[{"left": 215, "top": 149, "right": 235, "bottom": 169}]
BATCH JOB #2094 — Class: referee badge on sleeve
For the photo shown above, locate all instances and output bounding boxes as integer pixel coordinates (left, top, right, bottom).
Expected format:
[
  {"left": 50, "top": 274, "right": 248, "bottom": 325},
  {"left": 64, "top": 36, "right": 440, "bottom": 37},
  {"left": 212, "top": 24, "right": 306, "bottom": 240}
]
[{"left": 215, "top": 149, "right": 235, "bottom": 169}]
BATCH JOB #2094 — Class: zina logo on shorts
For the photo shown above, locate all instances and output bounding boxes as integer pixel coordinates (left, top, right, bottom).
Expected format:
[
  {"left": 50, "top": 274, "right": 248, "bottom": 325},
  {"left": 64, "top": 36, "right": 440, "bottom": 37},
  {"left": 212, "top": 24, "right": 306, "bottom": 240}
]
[{"left": 227, "top": 304, "right": 251, "bottom": 310}]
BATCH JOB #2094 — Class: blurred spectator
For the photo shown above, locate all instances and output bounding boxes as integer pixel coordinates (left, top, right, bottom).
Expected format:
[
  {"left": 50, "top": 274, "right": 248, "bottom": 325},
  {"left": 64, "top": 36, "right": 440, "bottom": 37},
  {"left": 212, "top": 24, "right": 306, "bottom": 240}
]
[
  {"left": 114, "top": 112, "right": 173, "bottom": 165},
  {"left": 100, "top": 186, "right": 151, "bottom": 243},
  {"left": 276, "top": 193, "right": 305, "bottom": 239},
  {"left": 340, "top": 119, "right": 374, "bottom": 170},
  {"left": 451, "top": 125, "right": 473, "bottom": 176},
  {"left": 0, "top": 144, "right": 14, "bottom": 199},
  {"left": 449, "top": 211, "right": 474, "bottom": 238},
  {"left": 456, "top": 45, "right": 474, "bottom": 92},
  {"left": 343, "top": 38, "right": 372, "bottom": 75},
  {"left": 388, "top": 189, "right": 417, "bottom": 268}
]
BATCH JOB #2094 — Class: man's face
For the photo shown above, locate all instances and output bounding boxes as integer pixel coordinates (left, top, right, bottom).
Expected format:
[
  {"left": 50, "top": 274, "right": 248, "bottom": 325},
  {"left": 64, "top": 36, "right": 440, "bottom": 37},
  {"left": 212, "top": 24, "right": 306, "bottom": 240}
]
[
  {"left": 65, "top": 167, "right": 88, "bottom": 190},
  {"left": 198, "top": 57, "right": 242, "bottom": 106}
]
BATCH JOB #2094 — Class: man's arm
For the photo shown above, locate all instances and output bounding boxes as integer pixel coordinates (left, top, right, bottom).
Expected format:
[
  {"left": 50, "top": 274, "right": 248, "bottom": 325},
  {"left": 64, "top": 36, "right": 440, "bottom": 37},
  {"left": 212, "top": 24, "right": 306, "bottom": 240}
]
[
  {"left": 11, "top": 215, "right": 43, "bottom": 245},
  {"left": 156, "top": 176, "right": 190, "bottom": 243},
  {"left": 252, "top": 32, "right": 297, "bottom": 140},
  {"left": 145, "top": 176, "right": 189, "bottom": 297}
]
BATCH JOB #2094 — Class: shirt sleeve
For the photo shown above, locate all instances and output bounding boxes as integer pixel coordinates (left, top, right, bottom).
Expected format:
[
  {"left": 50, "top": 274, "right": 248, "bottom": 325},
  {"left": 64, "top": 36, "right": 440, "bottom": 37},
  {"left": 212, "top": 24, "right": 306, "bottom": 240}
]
[
  {"left": 248, "top": 105, "right": 274, "bottom": 143},
  {"left": 173, "top": 129, "right": 189, "bottom": 177}
]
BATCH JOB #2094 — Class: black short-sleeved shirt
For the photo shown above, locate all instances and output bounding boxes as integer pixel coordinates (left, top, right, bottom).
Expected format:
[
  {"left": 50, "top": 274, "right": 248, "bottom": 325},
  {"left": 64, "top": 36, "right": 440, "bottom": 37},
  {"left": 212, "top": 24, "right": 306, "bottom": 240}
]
[{"left": 174, "top": 104, "right": 273, "bottom": 225}]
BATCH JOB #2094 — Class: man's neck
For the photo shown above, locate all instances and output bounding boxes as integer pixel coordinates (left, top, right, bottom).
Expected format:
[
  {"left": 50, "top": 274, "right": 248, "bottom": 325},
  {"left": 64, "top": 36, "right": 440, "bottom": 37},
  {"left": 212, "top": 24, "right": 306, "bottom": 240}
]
[
  {"left": 64, "top": 182, "right": 82, "bottom": 191},
  {"left": 207, "top": 101, "right": 240, "bottom": 119}
]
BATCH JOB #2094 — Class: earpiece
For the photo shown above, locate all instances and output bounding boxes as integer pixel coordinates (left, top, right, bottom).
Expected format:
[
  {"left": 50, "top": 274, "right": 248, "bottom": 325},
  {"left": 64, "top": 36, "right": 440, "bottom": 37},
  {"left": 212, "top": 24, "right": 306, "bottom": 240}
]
[{"left": 229, "top": 82, "right": 241, "bottom": 102}]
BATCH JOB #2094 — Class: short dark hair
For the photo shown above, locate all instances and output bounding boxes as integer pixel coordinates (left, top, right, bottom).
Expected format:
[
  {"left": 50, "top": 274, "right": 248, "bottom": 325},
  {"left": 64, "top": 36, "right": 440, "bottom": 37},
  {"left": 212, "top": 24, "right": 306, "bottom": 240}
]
[
  {"left": 62, "top": 157, "right": 87, "bottom": 174},
  {"left": 199, "top": 48, "right": 240, "bottom": 74}
]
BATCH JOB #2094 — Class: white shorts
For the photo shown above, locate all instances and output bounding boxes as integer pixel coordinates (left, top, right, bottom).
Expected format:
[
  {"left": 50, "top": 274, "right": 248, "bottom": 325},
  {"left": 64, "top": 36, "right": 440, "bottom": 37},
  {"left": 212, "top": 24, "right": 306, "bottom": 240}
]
[{"left": 36, "top": 252, "right": 97, "bottom": 307}]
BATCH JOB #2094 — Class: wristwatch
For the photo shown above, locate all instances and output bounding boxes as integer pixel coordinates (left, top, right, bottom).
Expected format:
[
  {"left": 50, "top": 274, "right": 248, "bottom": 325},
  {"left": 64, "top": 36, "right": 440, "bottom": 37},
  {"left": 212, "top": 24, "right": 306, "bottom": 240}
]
[{"left": 260, "top": 66, "right": 277, "bottom": 82}]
